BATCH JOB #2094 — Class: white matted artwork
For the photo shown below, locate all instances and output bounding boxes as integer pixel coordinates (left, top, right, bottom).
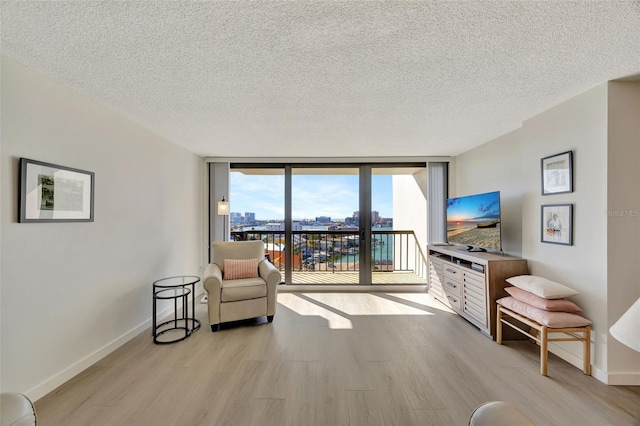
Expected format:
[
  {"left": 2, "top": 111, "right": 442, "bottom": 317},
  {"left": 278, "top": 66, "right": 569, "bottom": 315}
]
[
  {"left": 19, "top": 158, "right": 94, "bottom": 222},
  {"left": 541, "top": 150, "right": 573, "bottom": 195},
  {"left": 541, "top": 204, "right": 573, "bottom": 245}
]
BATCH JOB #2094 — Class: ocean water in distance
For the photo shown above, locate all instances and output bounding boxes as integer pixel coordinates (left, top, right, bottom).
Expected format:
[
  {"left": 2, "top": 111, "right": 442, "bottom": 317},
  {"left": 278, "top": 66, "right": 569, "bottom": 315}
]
[{"left": 236, "top": 226, "right": 395, "bottom": 263}]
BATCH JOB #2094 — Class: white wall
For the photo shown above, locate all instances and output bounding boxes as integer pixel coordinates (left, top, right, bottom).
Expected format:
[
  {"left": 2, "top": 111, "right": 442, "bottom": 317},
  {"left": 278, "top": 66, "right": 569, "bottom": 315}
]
[
  {"left": 520, "top": 84, "right": 609, "bottom": 380},
  {"left": 393, "top": 171, "right": 427, "bottom": 240},
  {"left": 393, "top": 170, "right": 427, "bottom": 272},
  {"left": 454, "top": 82, "right": 640, "bottom": 384},
  {"left": 455, "top": 129, "right": 524, "bottom": 257},
  {"left": 0, "top": 56, "right": 203, "bottom": 399},
  {"left": 606, "top": 81, "right": 640, "bottom": 384}
]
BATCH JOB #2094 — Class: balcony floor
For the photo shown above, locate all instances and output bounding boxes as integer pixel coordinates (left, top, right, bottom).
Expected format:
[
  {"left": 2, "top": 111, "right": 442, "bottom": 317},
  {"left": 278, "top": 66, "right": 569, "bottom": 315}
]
[{"left": 288, "top": 270, "right": 427, "bottom": 285}]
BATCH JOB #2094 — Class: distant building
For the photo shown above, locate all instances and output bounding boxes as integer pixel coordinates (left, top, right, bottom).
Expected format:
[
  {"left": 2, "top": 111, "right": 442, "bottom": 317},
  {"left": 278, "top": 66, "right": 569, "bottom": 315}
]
[
  {"left": 292, "top": 221, "right": 303, "bottom": 231},
  {"left": 315, "top": 216, "right": 331, "bottom": 223},
  {"left": 230, "top": 212, "right": 242, "bottom": 225},
  {"left": 345, "top": 211, "right": 360, "bottom": 226},
  {"left": 372, "top": 210, "right": 380, "bottom": 224},
  {"left": 244, "top": 212, "right": 256, "bottom": 224},
  {"left": 266, "top": 222, "right": 283, "bottom": 231},
  {"left": 345, "top": 210, "right": 390, "bottom": 226}
]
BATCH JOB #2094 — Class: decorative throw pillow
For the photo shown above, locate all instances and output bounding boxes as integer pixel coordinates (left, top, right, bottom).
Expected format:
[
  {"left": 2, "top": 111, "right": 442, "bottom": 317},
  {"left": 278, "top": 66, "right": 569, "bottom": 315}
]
[
  {"left": 498, "top": 297, "right": 591, "bottom": 329},
  {"left": 506, "top": 275, "right": 579, "bottom": 299},
  {"left": 505, "top": 287, "right": 583, "bottom": 313},
  {"left": 224, "top": 258, "right": 260, "bottom": 280}
]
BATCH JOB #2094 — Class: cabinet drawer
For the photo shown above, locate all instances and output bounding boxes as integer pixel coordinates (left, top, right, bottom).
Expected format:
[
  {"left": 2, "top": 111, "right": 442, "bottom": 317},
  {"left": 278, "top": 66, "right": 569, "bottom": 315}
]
[
  {"left": 444, "top": 264, "right": 461, "bottom": 280},
  {"left": 443, "top": 278, "right": 462, "bottom": 298},
  {"left": 445, "top": 293, "right": 462, "bottom": 311}
]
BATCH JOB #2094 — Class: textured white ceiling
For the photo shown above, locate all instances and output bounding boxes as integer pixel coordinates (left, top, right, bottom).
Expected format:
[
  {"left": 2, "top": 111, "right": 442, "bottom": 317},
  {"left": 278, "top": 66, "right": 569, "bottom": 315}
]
[{"left": 2, "top": 1, "right": 639, "bottom": 158}]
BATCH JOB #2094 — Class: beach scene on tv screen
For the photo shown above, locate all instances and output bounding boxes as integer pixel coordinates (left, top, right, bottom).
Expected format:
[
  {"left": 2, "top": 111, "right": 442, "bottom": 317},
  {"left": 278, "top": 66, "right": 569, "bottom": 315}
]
[{"left": 447, "top": 192, "right": 501, "bottom": 250}]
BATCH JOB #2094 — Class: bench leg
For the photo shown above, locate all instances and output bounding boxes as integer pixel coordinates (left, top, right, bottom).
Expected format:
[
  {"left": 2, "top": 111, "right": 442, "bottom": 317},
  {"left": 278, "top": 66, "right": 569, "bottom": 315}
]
[
  {"left": 540, "top": 326, "right": 549, "bottom": 376},
  {"left": 583, "top": 326, "right": 591, "bottom": 375},
  {"left": 496, "top": 306, "right": 503, "bottom": 344}
]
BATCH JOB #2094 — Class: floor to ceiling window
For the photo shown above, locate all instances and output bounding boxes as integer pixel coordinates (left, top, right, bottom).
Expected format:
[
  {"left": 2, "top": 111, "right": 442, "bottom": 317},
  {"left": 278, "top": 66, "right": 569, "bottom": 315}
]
[
  {"left": 226, "top": 163, "right": 427, "bottom": 285},
  {"left": 371, "top": 166, "right": 428, "bottom": 284},
  {"left": 291, "top": 167, "right": 360, "bottom": 284}
]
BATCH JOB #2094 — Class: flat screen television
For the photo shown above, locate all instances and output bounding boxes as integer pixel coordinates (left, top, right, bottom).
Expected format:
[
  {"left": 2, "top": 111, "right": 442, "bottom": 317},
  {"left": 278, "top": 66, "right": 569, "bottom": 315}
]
[{"left": 446, "top": 190, "right": 502, "bottom": 252}]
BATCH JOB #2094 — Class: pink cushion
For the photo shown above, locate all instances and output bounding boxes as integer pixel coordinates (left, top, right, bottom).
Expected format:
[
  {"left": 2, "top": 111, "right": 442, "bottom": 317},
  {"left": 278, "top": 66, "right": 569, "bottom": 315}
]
[
  {"left": 223, "top": 258, "right": 260, "bottom": 280},
  {"left": 505, "top": 287, "right": 582, "bottom": 313},
  {"left": 498, "top": 297, "right": 591, "bottom": 328}
]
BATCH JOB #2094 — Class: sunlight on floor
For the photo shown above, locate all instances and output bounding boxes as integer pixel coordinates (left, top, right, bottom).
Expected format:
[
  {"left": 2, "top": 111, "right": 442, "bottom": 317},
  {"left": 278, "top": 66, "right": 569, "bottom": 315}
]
[
  {"left": 277, "top": 293, "right": 354, "bottom": 329},
  {"left": 277, "top": 292, "right": 450, "bottom": 329},
  {"left": 383, "top": 293, "right": 455, "bottom": 313}
]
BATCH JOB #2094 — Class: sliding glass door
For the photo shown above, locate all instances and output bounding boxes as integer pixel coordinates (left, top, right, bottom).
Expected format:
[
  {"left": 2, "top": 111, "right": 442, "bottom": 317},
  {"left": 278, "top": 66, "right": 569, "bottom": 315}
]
[
  {"left": 229, "top": 167, "right": 285, "bottom": 269},
  {"left": 291, "top": 167, "right": 360, "bottom": 284},
  {"left": 371, "top": 166, "right": 428, "bottom": 284},
  {"left": 227, "top": 163, "right": 427, "bottom": 285}
]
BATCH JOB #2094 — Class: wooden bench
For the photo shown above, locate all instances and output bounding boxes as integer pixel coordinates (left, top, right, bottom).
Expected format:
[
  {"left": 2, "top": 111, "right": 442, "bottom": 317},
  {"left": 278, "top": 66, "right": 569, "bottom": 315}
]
[{"left": 496, "top": 305, "right": 591, "bottom": 376}]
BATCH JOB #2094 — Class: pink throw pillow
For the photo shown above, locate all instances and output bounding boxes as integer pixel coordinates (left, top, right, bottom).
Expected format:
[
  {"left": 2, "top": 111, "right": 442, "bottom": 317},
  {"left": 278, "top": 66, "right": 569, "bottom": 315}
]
[
  {"left": 505, "top": 287, "right": 582, "bottom": 313},
  {"left": 224, "top": 258, "right": 260, "bottom": 280},
  {"left": 498, "top": 297, "right": 591, "bottom": 329}
]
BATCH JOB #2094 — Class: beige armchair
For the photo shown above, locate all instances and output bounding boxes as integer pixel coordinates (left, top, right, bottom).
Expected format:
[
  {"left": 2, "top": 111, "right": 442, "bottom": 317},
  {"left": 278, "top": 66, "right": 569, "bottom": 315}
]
[{"left": 203, "top": 241, "right": 281, "bottom": 332}]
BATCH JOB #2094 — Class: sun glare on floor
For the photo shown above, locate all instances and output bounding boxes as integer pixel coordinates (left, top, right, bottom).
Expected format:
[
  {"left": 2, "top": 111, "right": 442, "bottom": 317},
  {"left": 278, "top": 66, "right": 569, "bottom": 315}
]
[
  {"left": 277, "top": 293, "right": 354, "bottom": 329},
  {"left": 383, "top": 293, "right": 455, "bottom": 314},
  {"left": 277, "top": 293, "right": 447, "bottom": 328}
]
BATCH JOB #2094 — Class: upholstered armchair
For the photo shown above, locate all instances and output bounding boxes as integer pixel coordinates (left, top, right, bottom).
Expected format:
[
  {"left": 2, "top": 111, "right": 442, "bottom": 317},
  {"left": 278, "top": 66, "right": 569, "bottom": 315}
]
[{"left": 202, "top": 240, "right": 281, "bottom": 332}]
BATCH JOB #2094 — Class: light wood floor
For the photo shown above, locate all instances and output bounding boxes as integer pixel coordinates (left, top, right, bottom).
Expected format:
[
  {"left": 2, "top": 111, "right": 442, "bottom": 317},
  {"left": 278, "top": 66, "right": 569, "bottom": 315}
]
[{"left": 35, "top": 292, "right": 640, "bottom": 426}]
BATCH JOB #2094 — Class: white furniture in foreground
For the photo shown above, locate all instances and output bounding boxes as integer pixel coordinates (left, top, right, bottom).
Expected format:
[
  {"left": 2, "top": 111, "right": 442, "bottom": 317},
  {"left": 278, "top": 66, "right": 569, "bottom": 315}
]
[
  {"left": 610, "top": 297, "right": 640, "bottom": 352},
  {"left": 0, "top": 393, "right": 37, "bottom": 426},
  {"left": 468, "top": 401, "right": 535, "bottom": 426}
]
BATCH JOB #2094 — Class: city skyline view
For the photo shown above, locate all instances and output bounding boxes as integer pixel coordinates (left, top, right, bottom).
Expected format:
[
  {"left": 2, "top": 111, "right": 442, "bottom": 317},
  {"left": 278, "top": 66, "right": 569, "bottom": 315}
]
[{"left": 230, "top": 172, "right": 393, "bottom": 221}]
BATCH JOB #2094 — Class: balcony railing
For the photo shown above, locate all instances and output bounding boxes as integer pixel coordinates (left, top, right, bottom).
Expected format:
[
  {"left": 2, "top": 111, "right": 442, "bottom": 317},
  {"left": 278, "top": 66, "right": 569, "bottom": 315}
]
[{"left": 231, "top": 230, "right": 428, "bottom": 283}]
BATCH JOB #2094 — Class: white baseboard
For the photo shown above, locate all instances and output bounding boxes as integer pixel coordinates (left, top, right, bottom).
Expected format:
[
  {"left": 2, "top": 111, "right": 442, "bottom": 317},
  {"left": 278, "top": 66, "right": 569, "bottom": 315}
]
[
  {"left": 548, "top": 342, "right": 640, "bottom": 385},
  {"left": 26, "top": 307, "right": 171, "bottom": 402},
  {"left": 591, "top": 366, "right": 608, "bottom": 384},
  {"left": 605, "top": 372, "right": 640, "bottom": 385},
  {"left": 548, "top": 341, "right": 587, "bottom": 371}
]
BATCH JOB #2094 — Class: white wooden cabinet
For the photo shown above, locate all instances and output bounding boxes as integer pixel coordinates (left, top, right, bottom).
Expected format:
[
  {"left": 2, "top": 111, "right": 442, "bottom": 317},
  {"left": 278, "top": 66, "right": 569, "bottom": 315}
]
[{"left": 428, "top": 245, "right": 528, "bottom": 339}]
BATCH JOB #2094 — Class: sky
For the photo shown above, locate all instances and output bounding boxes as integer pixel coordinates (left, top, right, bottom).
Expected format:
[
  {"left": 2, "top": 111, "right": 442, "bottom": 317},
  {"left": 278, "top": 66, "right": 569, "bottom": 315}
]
[{"left": 229, "top": 172, "right": 393, "bottom": 221}]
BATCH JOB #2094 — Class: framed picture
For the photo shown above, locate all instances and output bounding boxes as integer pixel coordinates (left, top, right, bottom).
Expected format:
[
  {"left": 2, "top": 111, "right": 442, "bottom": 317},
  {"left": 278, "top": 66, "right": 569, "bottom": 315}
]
[
  {"left": 541, "top": 150, "right": 573, "bottom": 195},
  {"left": 541, "top": 204, "right": 573, "bottom": 245},
  {"left": 19, "top": 158, "right": 94, "bottom": 223}
]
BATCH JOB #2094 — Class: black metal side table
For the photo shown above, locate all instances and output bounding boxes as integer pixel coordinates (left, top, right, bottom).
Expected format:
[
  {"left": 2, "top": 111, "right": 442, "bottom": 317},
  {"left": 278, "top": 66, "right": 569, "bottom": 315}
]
[{"left": 152, "top": 275, "right": 201, "bottom": 344}]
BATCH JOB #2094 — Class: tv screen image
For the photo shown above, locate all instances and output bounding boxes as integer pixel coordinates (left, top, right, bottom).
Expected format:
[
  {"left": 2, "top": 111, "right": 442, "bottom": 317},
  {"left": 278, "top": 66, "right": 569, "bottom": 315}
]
[{"left": 446, "top": 191, "right": 501, "bottom": 251}]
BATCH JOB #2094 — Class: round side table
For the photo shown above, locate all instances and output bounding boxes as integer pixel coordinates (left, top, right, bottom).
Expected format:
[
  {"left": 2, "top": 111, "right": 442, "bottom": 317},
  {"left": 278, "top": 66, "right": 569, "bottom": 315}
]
[{"left": 152, "top": 275, "right": 201, "bottom": 344}]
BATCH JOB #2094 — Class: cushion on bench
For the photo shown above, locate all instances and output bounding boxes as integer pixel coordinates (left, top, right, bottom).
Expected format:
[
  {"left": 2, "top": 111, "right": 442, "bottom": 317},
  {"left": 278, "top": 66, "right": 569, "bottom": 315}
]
[
  {"left": 504, "top": 287, "right": 582, "bottom": 313},
  {"left": 506, "top": 275, "right": 579, "bottom": 299},
  {"left": 497, "top": 297, "right": 591, "bottom": 328}
]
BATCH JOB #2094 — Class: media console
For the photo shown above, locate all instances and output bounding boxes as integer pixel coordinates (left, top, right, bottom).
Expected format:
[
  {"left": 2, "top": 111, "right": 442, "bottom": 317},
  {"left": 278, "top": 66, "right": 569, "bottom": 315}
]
[{"left": 427, "top": 245, "right": 528, "bottom": 339}]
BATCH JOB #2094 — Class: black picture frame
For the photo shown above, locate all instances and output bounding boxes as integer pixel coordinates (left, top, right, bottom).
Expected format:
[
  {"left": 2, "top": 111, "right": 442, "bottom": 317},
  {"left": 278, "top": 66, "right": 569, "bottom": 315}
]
[
  {"left": 541, "top": 150, "right": 573, "bottom": 195},
  {"left": 19, "top": 158, "right": 94, "bottom": 223},
  {"left": 541, "top": 204, "right": 573, "bottom": 245}
]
